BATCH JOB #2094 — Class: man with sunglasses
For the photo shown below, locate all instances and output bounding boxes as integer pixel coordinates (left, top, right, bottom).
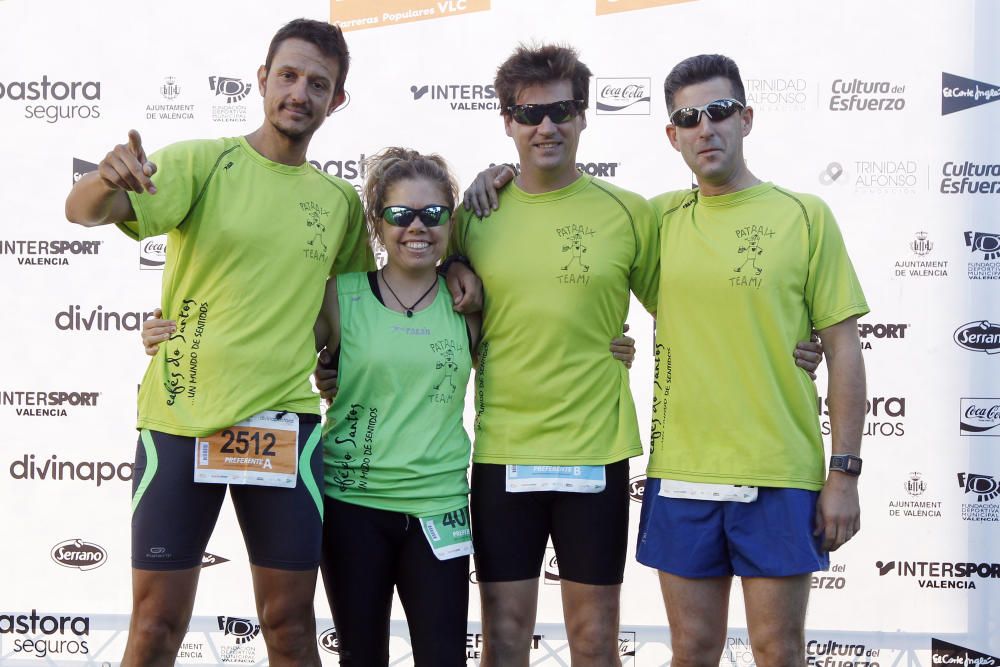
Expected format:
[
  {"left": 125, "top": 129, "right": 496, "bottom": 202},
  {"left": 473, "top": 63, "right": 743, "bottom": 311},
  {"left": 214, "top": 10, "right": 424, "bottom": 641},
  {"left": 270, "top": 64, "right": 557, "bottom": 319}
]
[
  {"left": 452, "top": 44, "right": 662, "bottom": 666},
  {"left": 636, "top": 54, "right": 868, "bottom": 666}
]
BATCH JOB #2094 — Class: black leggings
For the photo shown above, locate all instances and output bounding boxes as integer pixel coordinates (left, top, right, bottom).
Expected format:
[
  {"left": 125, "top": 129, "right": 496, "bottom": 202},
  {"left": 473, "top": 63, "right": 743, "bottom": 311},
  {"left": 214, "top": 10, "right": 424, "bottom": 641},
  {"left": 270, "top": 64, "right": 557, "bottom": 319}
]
[{"left": 320, "top": 497, "right": 469, "bottom": 666}]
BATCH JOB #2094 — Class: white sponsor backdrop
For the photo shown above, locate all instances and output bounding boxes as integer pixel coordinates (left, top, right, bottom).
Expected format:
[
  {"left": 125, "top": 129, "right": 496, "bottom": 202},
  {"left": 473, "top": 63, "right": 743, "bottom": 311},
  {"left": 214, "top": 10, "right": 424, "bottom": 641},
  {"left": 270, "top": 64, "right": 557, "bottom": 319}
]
[{"left": 1, "top": 0, "right": 998, "bottom": 664}]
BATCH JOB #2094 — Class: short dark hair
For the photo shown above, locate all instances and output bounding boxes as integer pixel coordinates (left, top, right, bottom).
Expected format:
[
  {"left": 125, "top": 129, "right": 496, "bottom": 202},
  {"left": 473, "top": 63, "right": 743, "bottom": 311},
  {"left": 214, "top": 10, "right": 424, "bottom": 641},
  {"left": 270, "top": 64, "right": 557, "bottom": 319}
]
[
  {"left": 265, "top": 19, "right": 350, "bottom": 98},
  {"left": 663, "top": 54, "right": 745, "bottom": 113},
  {"left": 494, "top": 44, "right": 592, "bottom": 114}
]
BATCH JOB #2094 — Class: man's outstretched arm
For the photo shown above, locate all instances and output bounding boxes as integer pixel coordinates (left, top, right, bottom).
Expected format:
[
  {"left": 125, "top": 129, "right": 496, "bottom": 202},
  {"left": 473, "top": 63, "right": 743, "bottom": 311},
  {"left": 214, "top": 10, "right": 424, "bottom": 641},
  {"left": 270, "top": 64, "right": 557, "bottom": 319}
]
[{"left": 66, "top": 129, "right": 156, "bottom": 226}]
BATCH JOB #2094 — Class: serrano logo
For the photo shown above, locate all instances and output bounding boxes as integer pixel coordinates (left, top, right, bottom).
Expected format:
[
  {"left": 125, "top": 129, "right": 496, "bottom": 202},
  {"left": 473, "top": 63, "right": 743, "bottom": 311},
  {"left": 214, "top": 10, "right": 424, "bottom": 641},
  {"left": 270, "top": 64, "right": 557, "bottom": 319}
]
[
  {"left": 596, "top": 77, "right": 651, "bottom": 115},
  {"left": 941, "top": 72, "right": 1000, "bottom": 115},
  {"left": 51, "top": 539, "right": 107, "bottom": 571},
  {"left": 961, "top": 399, "right": 1000, "bottom": 436},
  {"left": 318, "top": 627, "right": 339, "bottom": 654},
  {"left": 628, "top": 475, "right": 646, "bottom": 503},
  {"left": 954, "top": 320, "right": 1000, "bottom": 354}
]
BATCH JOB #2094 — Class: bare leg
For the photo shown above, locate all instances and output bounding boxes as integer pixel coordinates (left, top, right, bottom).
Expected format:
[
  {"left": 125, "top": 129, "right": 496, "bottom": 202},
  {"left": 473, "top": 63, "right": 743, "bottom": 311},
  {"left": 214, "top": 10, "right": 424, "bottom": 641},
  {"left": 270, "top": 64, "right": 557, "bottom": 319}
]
[
  {"left": 561, "top": 580, "right": 622, "bottom": 666},
  {"left": 121, "top": 567, "right": 200, "bottom": 667},
  {"left": 249, "top": 565, "right": 322, "bottom": 667},
  {"left": 479, "top": 578, "right": 539, "bottom": 667},
  {"left": 742, "top": 574, "right": 810, "bottom": 667},
  {"left": 659, "top": 572, "right": 732, "bottom": 667}
]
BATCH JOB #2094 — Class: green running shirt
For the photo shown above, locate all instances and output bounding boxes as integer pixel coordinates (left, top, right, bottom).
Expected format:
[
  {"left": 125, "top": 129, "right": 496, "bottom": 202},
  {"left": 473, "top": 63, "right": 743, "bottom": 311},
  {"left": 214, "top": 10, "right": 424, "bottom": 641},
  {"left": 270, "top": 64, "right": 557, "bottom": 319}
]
[
  {"left": 323, "top": 272, "right": 472, "bottom": 516},
  {"left": 118, "top": 137, "right": 374, "bottom": 437},
  {"left": 454, "top": 174, "right": 660, "bottom": 465},
  {"left": 647, "top": 183, "right": 869, "bottom": 490}
]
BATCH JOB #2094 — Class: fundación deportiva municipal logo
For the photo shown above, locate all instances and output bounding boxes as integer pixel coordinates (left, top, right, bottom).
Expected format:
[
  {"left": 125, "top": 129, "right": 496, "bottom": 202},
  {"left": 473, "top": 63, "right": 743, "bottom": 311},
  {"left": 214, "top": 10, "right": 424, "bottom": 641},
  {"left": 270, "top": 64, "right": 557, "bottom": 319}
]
[{"left": 941, "top": 72, "right": 1000, "bottom": 115}]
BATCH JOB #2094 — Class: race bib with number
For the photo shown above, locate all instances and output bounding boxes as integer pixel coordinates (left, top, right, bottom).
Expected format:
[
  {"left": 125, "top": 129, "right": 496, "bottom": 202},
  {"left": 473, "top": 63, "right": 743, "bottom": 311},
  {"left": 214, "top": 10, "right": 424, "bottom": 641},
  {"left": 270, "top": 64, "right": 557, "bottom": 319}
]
[
  {"left": 420, "top": 506, "right": 474, "bottom": 561},
  {"left": 194, "top": 411, "right": 299, "bottom": 488},
  {"left": 658, "top": 479, "right": 758, "bottom": 503},
  {"left": 505, "top": 464, "right": 606, "bottom": 493}
]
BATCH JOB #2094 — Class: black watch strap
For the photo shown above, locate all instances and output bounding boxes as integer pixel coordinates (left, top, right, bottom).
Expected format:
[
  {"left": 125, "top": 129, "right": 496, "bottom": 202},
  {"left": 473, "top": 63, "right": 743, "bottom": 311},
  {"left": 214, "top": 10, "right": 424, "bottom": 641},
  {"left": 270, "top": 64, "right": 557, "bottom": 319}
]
[
  {"left": 829, "top": 454, "right": 862, "bottom": 476},
  {"left": 438, "top": 254, "right": 472, "bottom": 276}
]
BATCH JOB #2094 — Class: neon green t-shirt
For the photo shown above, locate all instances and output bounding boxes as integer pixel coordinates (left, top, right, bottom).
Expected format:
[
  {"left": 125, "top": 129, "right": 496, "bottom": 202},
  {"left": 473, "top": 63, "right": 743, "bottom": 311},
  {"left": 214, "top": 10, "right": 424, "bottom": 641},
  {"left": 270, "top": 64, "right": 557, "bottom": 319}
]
[
  {"left": 647, "top": 182, "right": 869, "bottom": 490},
  {"left": 119, "top": 136, "right": 374, "bottom": 437},
  {"left": 454, "top": 174, "right": 660, "bottom": 465},
  {"left": 323, "top": 273, "right": 472, "bottom": 516}
]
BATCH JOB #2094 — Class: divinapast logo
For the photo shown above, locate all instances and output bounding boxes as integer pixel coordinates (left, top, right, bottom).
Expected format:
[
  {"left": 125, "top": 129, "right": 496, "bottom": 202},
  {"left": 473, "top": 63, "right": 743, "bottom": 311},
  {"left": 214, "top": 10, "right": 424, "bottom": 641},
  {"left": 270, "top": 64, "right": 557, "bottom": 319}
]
[
  {"left": 209, "top": 75, "right": 250, "bottom": 123},
  {"left": 596, "top": 78, "right": 650, "bottom": 115},
  {"left": 940, "top": 161, "right": 1000, "bottom": 194},
  {"left": 966, "top": 231, "right": 1000, "bottom": 279},
  {"left": 894, "top": 231, "right": 948, "bottom": 278},
  {"left": 51, "top": 539, "right": 107, "bottom": 571},
  {"left": 332, "top": 0, "right": 490, "bottom": 32},
  {"left": 818, "top": 395, "right": 905, "bottom": 437},
  {"left": 857, "top": 322, "right": 908, "bottom": 350},
  {"left": 0, "top": 75, "right": 101, "bottom": 123},
  {"left": 55, "top": 305, "right": 157, "bottom": 331},
  {"left": 746, "top": 77, "right": 812, "bottom": 111},
  {"left": 410, "top": 82, "right": 499, "bottom": 111},
  {"left": 961, "top": 399, "right": 1000, "bottom": 436},
  {"left": 958, "top": 472, "right": 1000, "bottom": 522},
  {"left": 1, "top": 390, "right": 100, "bottom": 417},
  {"left": 828, "top": 78, "right": 906, "bottom": 111},
  {"left": 145, "top": 76, "right": 194, "bottom": 121},
  {"left": 889, "top": 472, "right": 942, "bottom": 519},
  {"left": 309, "top": 154, "right": 366, "bottom": 194},
  {"left": 10, "top": 454, "right": 133, "bottom": 486},
  {"left": 0, "top": 610, "right": 91, "bottom": 659},
  {"left": 954, "top": 320, "right": 1000, "bottom": 354},
  {"left": 932, "top": 638, "right": 998, "bottom": 666},
  {"left": 596, "top": 0, "right": 695, "bottom": 15},
  {"left": 941, "top": 72, "right": 1000, "bottom": 115},
  {"left": 1, "top": 238, "right": 102, "bottom": 267},
  {"left": 140, "top": 236, "right": 166, "bottom": 270},
  {"left": 874, "top": 558, "right": 999, "bottom": 589}
]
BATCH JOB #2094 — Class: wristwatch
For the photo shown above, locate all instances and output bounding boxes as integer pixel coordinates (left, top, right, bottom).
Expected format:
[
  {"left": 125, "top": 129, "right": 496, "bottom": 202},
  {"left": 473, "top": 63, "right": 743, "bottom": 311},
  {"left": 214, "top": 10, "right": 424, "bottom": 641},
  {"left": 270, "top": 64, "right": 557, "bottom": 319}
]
[{"left": 829, "top": 454, "right": 862, "bottom": 476}]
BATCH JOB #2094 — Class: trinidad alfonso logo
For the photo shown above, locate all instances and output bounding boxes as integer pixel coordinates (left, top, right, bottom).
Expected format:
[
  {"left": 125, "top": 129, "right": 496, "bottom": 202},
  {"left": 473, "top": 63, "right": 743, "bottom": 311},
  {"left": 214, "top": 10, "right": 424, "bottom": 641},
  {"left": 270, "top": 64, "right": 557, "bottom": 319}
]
[{"left": 954, "top": 320, "right": 1000, "bottom": 354}]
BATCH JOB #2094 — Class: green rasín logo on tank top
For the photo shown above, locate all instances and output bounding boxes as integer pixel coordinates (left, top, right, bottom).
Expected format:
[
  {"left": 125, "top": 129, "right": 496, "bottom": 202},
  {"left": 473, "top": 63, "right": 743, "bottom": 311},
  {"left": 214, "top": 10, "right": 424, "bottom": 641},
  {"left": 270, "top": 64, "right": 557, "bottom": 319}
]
[
  {"left": 429, "top": 338, "right": 464, "bottom": 404},
  {"left": 299, "top": 201, "right": 331, "bottom": 264},
  {"left": 555, "top": 223, "right": 596, "bottom": 286},
  {"left": 731, "top": 224, "right": 775, "bottom": 289}
]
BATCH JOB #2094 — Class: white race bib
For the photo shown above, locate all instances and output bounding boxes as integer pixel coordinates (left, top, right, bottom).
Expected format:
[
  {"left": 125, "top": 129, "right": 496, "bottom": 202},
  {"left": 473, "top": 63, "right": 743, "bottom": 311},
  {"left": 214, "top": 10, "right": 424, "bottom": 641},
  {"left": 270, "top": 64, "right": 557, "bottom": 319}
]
[
  {"left": 505, "top": 464, "right": 606, "bottom": 493},
  {"left": 658, "top": 479, "right": 758, "bottom": 503}
]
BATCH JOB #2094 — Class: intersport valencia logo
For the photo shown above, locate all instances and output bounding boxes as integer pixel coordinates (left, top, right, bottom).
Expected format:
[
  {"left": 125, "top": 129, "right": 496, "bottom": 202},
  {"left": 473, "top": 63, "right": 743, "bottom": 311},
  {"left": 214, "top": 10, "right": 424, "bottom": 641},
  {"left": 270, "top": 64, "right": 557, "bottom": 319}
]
[
  {"left": 941, "top": 72, "right": 1000, "bottom": 115},
  {"left": 954, "top": 320, "right": 1000, "bottom": 354}
]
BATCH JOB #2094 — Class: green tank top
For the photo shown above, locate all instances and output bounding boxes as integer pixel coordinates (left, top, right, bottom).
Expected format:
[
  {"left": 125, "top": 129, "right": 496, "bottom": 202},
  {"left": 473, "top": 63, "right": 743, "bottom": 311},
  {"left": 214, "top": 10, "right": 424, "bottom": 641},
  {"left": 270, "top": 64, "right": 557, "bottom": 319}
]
[{"left": 323, "top": 272, "right": 472, "bottom": 516}]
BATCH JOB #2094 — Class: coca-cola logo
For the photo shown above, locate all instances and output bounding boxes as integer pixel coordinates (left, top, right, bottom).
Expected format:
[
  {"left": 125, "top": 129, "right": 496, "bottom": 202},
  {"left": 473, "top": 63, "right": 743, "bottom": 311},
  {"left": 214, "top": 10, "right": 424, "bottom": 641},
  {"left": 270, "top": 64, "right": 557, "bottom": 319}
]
[
  {"left": 139, "top": 236, "right": 166, "bottom": 270},
  {"left": 318, "top": 628, "right": 339, "bottom": 654},
  {"left": 961, "top": 399, "right": 1000, "bottom": 435},
  {"left": 596, "top": 77, "right": 651, "bottom": 115},
  {"left": 628, "top": 475, "right": 646, "bottom": 503},
  {"left": 51, "top": 539, "right": 107, "bottom": 571},
  {"left": 954, "top": 320, "right": 1000, "bottom": 354}
]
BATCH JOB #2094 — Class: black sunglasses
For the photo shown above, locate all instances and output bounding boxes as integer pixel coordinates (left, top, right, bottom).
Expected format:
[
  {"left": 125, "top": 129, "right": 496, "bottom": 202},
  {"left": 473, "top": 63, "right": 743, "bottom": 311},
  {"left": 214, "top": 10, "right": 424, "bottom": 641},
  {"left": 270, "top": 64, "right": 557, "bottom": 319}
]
[
  {"left": 380, "top": 205, "right": 452, "bottom": 227},
  {"left": 507, "top": 99, "right": 585, "bottom": 126},
  {"left": 669, "top": 98, "right": 745, "bottom": 128}
]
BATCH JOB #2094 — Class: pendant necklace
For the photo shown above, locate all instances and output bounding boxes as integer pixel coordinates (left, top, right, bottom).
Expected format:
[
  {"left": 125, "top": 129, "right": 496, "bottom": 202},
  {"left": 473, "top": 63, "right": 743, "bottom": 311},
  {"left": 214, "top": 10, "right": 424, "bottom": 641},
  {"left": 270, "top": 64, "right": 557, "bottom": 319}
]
[{"left": 380, "top": 269, "right": 437, "bottom": 318}]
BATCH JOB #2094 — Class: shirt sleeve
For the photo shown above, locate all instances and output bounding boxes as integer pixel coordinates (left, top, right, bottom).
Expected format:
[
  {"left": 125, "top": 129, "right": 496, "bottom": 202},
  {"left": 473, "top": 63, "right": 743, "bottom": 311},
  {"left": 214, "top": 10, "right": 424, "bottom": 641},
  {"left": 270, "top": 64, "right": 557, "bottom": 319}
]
[
  {"left": 804, "top": 197, "right": 870, "bottom": 330},
  {"left": 628, "top": 197, "right": 661, "bottom": 314},
  {"left": 118, "top": 140, "right": 221, "bottom": 241},
  {"left": 330, "top": 184, "right": 375, "bottom": 276}
]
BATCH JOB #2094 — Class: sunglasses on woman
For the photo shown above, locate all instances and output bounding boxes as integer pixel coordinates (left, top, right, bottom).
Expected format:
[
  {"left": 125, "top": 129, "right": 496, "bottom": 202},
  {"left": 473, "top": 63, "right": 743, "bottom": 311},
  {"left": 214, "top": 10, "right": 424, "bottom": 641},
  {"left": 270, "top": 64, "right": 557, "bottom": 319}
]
[{"left": 381, "top": 205, "right": 452, "bottom": 227}]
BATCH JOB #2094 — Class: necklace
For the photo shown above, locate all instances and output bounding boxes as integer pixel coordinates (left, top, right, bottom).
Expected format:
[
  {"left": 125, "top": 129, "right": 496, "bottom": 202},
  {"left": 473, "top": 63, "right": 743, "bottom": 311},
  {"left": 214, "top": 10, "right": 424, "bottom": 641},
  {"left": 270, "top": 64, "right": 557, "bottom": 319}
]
[{"left": 380, "top": 269, "right": 437, "bottom": 318}]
